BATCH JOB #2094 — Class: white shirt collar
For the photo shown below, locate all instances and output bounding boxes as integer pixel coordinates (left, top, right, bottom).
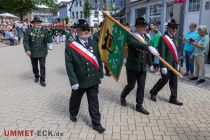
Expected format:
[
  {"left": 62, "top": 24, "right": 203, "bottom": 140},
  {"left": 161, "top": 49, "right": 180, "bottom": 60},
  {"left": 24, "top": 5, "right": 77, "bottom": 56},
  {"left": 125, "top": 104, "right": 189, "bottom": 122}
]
[
  {"left": 79, "top": 38, "right": 88, "bottom": 46},
  {"left": 167, "top": 31, "right": 173, "bottom": 38}
]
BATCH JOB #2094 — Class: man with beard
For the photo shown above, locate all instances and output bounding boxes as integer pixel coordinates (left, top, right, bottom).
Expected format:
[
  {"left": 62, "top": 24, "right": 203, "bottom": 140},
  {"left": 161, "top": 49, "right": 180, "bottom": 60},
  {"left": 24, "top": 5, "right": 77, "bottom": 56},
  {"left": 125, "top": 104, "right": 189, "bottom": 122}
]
[
  {"left": 150, "top": 19, "right": 183, "bottom": 106},
  {"left": 65, "top": 19, "right": 105, "bottom": 133}
]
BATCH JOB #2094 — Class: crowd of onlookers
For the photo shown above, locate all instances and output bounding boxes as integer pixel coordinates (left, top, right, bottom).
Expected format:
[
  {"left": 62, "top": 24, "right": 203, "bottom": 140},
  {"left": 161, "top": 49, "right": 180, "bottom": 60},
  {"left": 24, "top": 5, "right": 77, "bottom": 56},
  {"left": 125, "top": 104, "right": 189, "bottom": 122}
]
[{"left": 0, "top": 17, "right": 30, "bottom": 46}]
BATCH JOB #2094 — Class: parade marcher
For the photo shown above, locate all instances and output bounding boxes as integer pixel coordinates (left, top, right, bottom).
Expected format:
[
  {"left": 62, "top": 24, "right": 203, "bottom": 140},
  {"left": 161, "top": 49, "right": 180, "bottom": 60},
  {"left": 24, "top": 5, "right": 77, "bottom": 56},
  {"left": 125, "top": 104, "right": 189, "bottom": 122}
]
[
  {"left": 65, "top": 24, "right": 77, "bottom": 46},
  {"left": 23, "top": 17, "right": 48, "bottom": 87},
  {"left": 150, "top": 19, "right": 183, "bottom": 106},
  {"left": 65, "top": 19, "right": 105, "bottom": 133},
  {"left": 47, "top": 27, "right": 53, "bottom": 50},
  {"left": 120, "top": 17, "right": 159, "bottom": 115},
  {"left": 61, "top": 28, "right": 66, "bottom": 42},
  {"left": 55, "top": 28, "right": 60, "bottom": 44},
  {"left": 93, "top": 22, "right": 111, "bottom": 77}
]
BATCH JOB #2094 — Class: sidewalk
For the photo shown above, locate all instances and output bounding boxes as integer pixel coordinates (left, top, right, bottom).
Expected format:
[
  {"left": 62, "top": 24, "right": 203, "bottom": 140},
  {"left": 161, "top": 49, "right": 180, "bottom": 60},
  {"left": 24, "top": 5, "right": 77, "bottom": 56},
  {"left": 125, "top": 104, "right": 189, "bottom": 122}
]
[{"left": 0, "top": 42, "right": 210, "bottom": 140}]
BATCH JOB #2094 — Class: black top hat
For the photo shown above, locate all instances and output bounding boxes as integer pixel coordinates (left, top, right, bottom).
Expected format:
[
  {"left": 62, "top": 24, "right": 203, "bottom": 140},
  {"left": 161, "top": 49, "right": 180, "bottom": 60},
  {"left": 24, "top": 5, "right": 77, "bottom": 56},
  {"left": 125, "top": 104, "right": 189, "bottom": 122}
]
[
  {"left": 167, "top": 19, "right": 179, "bottom": 29},
  {"left": 135, "top": 17, "right": 148, "bottom": 26},
  {"left": 31, "top": 17, "right": 42, "bottom": 23},
  {"left": 77, "top": 19, "right": 90, "bottom": 29}
]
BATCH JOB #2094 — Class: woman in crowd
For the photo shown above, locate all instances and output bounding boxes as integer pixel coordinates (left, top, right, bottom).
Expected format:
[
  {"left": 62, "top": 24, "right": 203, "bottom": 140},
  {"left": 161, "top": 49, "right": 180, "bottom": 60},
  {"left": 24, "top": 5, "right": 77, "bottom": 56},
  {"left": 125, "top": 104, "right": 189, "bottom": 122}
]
[
  {"left": 150, "top": 26, "right": 161, "bottom": 74},
  {"left": 183, "top": 23, "right": 199, "bottom": 77},
  {"left": 190, "top": 26, "right": 210, "bottom": 84}
]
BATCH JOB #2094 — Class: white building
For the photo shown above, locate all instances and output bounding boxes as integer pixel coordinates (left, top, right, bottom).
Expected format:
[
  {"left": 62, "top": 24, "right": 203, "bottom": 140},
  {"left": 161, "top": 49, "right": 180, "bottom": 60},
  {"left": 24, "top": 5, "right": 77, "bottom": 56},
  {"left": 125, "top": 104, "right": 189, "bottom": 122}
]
[
  {"left": 69, "top": 0, "right": 84, "bottom": 24},
  {"left": 128, "top": 0, "right": 183, "bottom": 33},
  {"left": 183, "top": 0, "right": 210, "bottom": 33}
]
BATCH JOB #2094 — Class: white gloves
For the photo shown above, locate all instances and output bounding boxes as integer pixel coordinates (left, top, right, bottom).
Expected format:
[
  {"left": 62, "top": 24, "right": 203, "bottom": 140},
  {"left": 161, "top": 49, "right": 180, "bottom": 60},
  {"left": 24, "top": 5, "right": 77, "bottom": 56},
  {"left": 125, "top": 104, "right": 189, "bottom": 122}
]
[
  {"left": 161, "top": 68, "right": 168, "bottom": 75},
  {"left": 71, "top": 84, "right": 79, "bottom": 90},
  {"left": 148, "top": 46, "right": 159, "bottom": 56},
  {"left": 150, "top": 66, "right": 154, "bottom": 72},
  {"left": 177, "top": 64, "right": 180, "bottom": 71}
]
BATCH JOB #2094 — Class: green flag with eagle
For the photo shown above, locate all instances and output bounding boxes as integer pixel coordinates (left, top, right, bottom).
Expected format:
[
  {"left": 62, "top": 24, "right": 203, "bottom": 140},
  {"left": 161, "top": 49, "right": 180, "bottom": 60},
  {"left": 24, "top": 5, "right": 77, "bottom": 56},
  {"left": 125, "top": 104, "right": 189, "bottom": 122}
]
[{"left": 99, "top": 16, "right": 128, "bottom": 81}]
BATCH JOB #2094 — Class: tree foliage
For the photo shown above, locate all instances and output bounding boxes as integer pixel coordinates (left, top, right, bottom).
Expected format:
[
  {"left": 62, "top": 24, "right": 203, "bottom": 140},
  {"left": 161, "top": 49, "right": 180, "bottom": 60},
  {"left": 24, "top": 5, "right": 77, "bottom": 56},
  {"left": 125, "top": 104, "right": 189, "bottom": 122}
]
[
  {"left": 83, "top": 0, "right": 91, "bottom": 19},
  {"left": 0, "top": 0, "right": 57, "bottom": 20}
]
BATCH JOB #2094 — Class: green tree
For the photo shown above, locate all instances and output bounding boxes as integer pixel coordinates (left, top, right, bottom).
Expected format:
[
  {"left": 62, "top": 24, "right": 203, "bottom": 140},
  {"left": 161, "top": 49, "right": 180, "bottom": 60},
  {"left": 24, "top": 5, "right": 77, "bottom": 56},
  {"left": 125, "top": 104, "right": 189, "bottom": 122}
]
[
  {"left": 64, "top": 16, "right": 69, "bottom": 24},
  {"left": 83, "top": 0, "right": 91, "bottom": 19},
  {"left": 0, "top": 0, "right": 57, "bottom": 21}
]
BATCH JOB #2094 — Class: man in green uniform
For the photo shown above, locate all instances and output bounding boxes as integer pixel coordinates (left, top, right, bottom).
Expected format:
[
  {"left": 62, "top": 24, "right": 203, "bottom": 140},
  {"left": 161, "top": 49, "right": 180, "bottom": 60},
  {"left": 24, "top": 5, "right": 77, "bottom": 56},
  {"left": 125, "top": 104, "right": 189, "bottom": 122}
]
[
  {"left": 120, "top": 17, "right": 159, "bottom": 115},
  {"left": 150, "top": 19, "right": 183, "bottom": 106},
  {"left": 65, "top": 19, "right": 105, "bottom": 133},
  {"left": 47, "top": 27, "right": 53, "bottom": 50},
  {"left": 23, "top": 17, "right": 48, "bottom": 87}
]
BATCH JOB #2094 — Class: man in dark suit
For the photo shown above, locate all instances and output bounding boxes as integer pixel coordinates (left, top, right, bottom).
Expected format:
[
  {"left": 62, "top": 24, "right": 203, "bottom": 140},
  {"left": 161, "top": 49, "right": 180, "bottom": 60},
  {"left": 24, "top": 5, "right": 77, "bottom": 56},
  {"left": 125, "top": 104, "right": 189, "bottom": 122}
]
[
  {"left": 23, "top": 17, "right": 48, "bottom": 87},
  {"left": 150, "top": 19, "right": 183, "bottom": 106},
  {"left": 65, "top": 19, "right": 105, "bottom": 133},
  {"left": 120, "top": 17, "right": 159, "bottom": 115}
]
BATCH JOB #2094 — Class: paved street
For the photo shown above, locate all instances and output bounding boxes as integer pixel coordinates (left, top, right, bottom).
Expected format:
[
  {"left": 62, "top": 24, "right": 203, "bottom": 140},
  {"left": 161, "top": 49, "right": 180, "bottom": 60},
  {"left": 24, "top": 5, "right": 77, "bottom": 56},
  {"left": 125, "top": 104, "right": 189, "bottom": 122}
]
[{"left": 0, "top": 43, "right": 210, "bottom": 140}]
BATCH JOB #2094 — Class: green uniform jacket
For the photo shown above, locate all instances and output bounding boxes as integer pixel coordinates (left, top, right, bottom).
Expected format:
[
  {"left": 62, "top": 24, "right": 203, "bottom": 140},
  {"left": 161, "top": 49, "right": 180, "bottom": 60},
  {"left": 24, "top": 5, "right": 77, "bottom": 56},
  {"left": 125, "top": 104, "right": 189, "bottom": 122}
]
[
  {"left": 93, "top": 31, "right": 100, "bottom": 42},
  {"left": 23, "top": 28, "right": 48, "bottom": 58},
  {"left": 158, "top": 32, "right": 178, "bottom": 68},
  {"left": 47, "top": 30, "right": 53, "bottom": 43},
  {"left": 65, "top": 38, "right": 104, "bottom": 88},
  {"left": 126, "top": 34, "right": 151, "bottom": 72},
  {"left": 65, "top": 29, "right": 76, "bottom": 46}
]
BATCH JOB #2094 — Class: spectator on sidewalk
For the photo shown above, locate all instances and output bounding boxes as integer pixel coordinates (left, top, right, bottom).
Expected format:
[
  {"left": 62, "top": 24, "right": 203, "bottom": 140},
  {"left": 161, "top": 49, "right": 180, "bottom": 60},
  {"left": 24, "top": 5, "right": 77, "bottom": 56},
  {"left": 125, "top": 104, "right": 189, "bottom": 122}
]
[
  {"left": 150, "top": 26, "right": 161, "bottom": 74},
  {"left": 190, "top": 26, "right": 210, "bottom": 84},
  {"left": 183, "top": 23, "right": 199, "bottom": 77},
  {"left": 5, "top": 29, "right": 15, "bottom": 46}
]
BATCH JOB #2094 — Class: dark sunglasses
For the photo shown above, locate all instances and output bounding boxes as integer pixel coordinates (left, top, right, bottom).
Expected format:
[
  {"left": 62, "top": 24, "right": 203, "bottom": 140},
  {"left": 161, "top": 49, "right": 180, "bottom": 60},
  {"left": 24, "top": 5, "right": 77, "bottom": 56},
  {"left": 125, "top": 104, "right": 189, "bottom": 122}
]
[{"left": 82, "top": 28, "right": 90, "bottom": 32}]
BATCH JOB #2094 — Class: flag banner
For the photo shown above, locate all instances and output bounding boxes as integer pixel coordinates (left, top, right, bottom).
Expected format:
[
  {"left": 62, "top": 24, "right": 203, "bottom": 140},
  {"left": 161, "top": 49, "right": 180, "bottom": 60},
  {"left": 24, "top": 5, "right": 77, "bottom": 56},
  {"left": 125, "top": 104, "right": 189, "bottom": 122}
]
[{"left": 99, "top": 16, "right": 128, "bottom": 81}]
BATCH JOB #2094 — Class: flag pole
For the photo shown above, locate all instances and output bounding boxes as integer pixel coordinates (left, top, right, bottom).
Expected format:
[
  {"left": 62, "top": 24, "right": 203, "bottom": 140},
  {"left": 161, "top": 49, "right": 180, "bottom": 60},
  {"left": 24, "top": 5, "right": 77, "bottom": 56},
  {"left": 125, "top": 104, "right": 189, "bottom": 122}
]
[{"left": 100, "top": 10, "right": 183, "bottom": 77}]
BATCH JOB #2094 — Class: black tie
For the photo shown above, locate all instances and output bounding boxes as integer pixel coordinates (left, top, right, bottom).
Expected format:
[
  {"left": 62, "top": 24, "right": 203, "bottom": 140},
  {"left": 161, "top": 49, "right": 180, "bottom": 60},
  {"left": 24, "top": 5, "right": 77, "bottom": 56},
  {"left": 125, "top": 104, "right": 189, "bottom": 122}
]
[{"left": 84, "top": 42, "right": 88, "bottom": 48}]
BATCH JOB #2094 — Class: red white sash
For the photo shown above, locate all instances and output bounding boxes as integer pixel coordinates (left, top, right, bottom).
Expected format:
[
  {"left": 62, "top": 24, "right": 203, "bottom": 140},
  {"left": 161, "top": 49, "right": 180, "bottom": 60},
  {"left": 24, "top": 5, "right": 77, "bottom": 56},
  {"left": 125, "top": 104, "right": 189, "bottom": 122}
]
[
  {"left": 68, "top": 41, "right": 99, "bottom": 71},
  {"left": 162, "top": 35, "right": 179, "bottom": 64},
  {"left": 133, "top": 32, "right": 146, "bottom": 43}
]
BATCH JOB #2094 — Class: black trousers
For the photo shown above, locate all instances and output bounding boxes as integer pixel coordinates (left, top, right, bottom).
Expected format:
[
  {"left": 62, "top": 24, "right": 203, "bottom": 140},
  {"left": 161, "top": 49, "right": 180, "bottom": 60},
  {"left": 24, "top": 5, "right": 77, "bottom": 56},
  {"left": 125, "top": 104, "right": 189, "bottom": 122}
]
[
  {"left": 150, "top": 70, "right": 177, "bottom": 98},
  {"left": 69, "top": 85, "right": 101, "bottom": 125},
  {"left": 30, "top": 57, "right": 46, "bottom": 83},
  {"left": 104, "top": 65, "right": 110, "bottom": 74},
  {"left": 121, "top": 69, "right": 146, "bottom": 106}
]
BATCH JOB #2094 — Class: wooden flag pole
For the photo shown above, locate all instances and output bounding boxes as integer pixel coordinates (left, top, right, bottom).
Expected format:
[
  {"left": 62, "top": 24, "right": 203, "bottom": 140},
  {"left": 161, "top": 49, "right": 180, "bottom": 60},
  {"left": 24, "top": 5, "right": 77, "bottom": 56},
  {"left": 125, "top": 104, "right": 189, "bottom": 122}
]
[{"left": 101, "top": 10, "right": 183, "bottom": 77}]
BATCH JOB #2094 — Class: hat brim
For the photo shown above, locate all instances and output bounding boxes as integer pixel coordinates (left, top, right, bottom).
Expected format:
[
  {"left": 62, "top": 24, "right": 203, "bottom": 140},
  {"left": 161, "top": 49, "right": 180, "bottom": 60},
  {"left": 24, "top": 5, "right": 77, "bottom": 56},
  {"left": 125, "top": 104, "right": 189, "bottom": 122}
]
[
  {"left": 78, "top": 25, "right": 90, "bottom": 29},
  {"left": 31, "top": 20, "right": 42, "bottom": 23},
  {"left": 167, "top": 23, "right": 179, "bottom": 29},
  {"left": 135, "top": 22, "right": 148, "bottom": 26}
]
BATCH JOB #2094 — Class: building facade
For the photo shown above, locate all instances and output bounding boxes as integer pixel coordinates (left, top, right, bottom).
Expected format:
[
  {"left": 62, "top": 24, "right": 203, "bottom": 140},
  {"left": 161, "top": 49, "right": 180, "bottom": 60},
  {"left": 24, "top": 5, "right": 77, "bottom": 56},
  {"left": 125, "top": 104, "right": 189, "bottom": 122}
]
[
  {"left": 127, "top": 0, "right": 183, "bottom": 33},
  {"left": 183, "top": 0, "right": 210, "bottom": 33},
  {"left": 127, "top": 0, "right": 210, "bottom": 34},
  {"left": 31, "top": 8, "right": 53, "bottom": 23}
]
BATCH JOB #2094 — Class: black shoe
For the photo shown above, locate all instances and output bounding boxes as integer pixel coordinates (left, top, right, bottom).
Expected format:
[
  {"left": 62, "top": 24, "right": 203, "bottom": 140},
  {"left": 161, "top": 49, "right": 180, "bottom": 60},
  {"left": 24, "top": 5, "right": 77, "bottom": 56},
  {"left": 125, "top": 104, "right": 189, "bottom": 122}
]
[
  {"left": 93, "top": 124, "right": 106, "bottom": 133},
  {"left": 120, "top": 97, "right": 127, "bottom": 107},
  {"left": 150, "top": 94, "right": 157, "bottom": 102},
  {"left": 190, "top": 77, "right": 198, "bottom": 80},
  {"left": 105, "top": 73, "right": 111, "bottom": 77},
  {"left": 196, "top": 79, "right": 205, "bottom": 85},
  {"left": 40, "top": 82, "right": 46, "bottom": 87},
  {"left": 169, "top": 99, "right": 183, "bottom": 106},
  {"left": 34, "top": 78, "right": 39, "bottom": 83},
  {"left": 70, "top": 115, "right": 77, "bottom": 122},
  {"left": 136, "top": 105, "right": 150, "bottom": 115}
]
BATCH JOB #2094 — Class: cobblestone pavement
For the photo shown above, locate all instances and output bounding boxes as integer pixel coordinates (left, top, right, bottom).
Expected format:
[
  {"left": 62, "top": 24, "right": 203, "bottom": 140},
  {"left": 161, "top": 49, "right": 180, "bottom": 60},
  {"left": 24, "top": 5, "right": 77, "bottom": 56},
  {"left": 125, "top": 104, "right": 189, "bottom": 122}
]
[{"left": 0, "top": 43, "right": 210, "bottom": 140}]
